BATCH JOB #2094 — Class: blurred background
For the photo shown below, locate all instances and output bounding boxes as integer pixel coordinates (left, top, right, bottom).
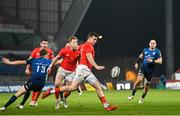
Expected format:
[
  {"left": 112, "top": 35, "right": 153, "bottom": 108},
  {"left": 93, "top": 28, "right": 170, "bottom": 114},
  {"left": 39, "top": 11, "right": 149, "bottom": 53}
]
[{"left": 0, "top": 0, "right": 179, "bottom": 91}]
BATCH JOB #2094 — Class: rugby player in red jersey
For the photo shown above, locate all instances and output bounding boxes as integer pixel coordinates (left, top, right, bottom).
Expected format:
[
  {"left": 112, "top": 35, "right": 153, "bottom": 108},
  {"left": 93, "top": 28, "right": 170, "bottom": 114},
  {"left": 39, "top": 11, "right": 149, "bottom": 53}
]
[
  {"left": 42, "top": 32, "right": 118, "bottom": 111},
  {"left": 26, "top": 38, "right": 54, "bottom": 106},
  {"left": 45, "top": 36, "right": 80, "bottom": 109}
]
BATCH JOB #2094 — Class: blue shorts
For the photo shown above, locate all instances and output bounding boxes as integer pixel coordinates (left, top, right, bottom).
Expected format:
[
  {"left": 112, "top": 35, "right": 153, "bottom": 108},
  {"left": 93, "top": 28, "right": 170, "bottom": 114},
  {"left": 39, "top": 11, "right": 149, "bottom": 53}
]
[
  {"left": 138, "top": 68, "right": 154, "bottom": 83},
  {"left": 24, "top": 80, "right": 44, "bottom": 92}
]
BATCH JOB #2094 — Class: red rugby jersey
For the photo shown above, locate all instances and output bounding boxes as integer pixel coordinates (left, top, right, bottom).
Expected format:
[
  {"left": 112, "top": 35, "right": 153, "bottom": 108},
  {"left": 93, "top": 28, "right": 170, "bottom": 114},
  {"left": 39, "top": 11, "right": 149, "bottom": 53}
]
[
  {"left": 79, "top": 42, "right": 95, "bottom": 70},
  {"left": 58, "top": 46, "right": 80, "bottom": 71}
]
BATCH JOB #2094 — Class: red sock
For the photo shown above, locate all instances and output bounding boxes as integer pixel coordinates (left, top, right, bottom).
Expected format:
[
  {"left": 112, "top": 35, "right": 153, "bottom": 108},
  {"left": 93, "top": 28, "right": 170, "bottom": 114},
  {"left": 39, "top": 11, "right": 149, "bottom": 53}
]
[
  {"left": 64, "top": 91, "right": 71, "bottom": 99},
  {"left": 34, "top": 91, "right": 41, "bottom": 101},
  {"left": 32, "top": 91, "right": 36, "bottom": 101},
  {"left": 99, "top": 96, "right": 108, "bottom": 104},
  {"left": 55, "top": 87, "right": 60, "bottom": 99}
]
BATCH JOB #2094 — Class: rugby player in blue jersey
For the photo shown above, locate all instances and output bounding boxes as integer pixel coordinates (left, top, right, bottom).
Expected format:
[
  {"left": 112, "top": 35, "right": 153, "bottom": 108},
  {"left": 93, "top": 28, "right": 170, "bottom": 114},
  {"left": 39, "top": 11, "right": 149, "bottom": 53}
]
[
  {"left": 128, "top": 39, "right": 162, "bottom": 103},
  {"left": 0, "top": 49, "right": 51, "bottom": 111}
]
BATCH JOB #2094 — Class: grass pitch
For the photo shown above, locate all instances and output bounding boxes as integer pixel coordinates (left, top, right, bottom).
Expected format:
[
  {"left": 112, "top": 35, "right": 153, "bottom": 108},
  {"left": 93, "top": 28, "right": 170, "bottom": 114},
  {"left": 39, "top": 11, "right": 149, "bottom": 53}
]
[{"left": 0, "top": 89, "right": 179, "bottom": 115}]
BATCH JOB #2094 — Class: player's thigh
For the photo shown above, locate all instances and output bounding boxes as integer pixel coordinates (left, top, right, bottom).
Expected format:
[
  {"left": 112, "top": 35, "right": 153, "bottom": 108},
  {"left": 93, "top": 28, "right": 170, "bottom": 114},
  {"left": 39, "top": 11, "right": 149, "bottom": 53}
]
[
  {"left": 89, "top": 80, "right": 102, "bottom": 91},
  {"left": 15, "top": 86, "right": 27, "bottom": 97},
  {"left": 64, "top": 72, "right": 74, "bottom": 84},
  {"left": 55, "top": 72, "right": 64, "bottom": 86},
  {"left": 24, "top": 80, "right": 44, "bottom": 92},
  {"left": 136, "top": 73, "right": 144, "bottom": 82},
  {"left": 144, "top": 71, "right": 153, "bottom": 85},
  {"left": 86, "top": 73, "right": 101, "bottom": 90},
  {"left": 75, "top": 65, "right": 91, "bottom": 79},
  {"left": 69, "top": 79, "right": 81, "bottom": 91},
  {"left": 66, "top": 80, "right": 72, "bottom": 86},
  {"left": 144, "top": 77, "right": 151, "bottom": 87}
]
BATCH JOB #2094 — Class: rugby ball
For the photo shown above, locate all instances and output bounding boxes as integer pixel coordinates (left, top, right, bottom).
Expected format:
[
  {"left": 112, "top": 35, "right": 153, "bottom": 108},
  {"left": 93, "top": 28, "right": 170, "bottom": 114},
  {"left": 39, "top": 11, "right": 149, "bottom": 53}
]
[{"left": 111, "top": 66, "right": 120, "bottom": 79}]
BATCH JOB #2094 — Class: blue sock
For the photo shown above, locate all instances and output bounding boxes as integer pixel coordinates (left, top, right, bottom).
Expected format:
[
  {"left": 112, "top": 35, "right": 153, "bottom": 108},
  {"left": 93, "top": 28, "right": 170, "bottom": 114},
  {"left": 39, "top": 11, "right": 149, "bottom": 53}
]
[
  {"left": 4, "top": 95, "right": 17, "bottom": 108},
  {"left": 20, "top": 92, "right": 30, "bottom": 105}
]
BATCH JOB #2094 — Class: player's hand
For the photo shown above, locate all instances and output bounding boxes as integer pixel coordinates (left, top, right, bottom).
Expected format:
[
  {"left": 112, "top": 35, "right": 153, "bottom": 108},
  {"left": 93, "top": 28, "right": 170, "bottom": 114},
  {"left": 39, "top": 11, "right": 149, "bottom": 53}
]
[
  {"left": 2, "top": 57, "right": 10, "bottom": 64},
  {"left": 25, "top": 69, "right": 31, "bottom": 75},
  {"left": 147, "top": 58, "right": 153, "bottom": 63},
  {"left": 134, "top": 63, "right": 139, "bottom": 69},
  {"left": 47, "top": 67, "right": 52, "bottom": 74},
  {"left": 95, "top": 65, "right": 105, "bottom": 70}
]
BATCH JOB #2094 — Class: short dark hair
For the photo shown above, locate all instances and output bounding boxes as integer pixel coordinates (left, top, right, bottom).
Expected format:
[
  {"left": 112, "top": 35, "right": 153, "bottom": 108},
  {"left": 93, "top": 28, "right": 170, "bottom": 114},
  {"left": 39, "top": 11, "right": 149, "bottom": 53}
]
[
  {"left": 151, "top": 36, "right": 157, "bottom": 41},
  {"left": 41, "top": 38, "right": 48, "bottom": 42},
  {"left": 87, "top": 32, "right": 99, "bottom": 39},
  {"left": 68, "top": 36, "right": 78, "bottom": 42},
  {"left": 40, "top": 49, "right": 48, "bottom": 56}
]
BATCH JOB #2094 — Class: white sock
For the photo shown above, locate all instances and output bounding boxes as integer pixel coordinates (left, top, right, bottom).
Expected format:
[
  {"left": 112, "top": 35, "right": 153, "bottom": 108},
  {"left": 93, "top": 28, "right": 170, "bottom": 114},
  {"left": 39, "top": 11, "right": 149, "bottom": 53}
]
[
  {"left": 50, "top": 89, "right": 55, "bottom": 94},
  {"left": 104, "top": 103, "right": 109, "bottom": 108}
]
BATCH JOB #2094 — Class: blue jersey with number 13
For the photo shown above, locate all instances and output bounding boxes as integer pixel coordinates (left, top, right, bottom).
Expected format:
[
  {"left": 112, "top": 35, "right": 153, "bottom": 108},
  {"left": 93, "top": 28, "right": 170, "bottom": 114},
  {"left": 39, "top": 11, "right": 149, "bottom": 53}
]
[{"left": 26, "top": 57, "right": 51, "bottom": 83}]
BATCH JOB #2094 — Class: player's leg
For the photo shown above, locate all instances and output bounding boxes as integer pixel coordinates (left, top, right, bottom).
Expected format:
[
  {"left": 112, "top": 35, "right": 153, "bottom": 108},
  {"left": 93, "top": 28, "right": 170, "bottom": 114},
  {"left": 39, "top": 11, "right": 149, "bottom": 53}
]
[
  {"left": 138, "top": 76, "right": 151, "bottom": 104},
  {"left": 17, "top": 80, "right": 34, "bottom": 109},
  {"left": 60, "top": 74, "right": 82, "bottom": 92},
  {"left": 64, "top": 81, "right": 72, "bottom": 96},
  {"left": 128, "top": 73, "right": 144, "bottom": 100},
  {"left": 25, "top": 65, "right": 37, "bottom": 106},
  {"left": 19, "top": 81, "right": 44, "bottom": 108},
  {"left": 54, "top": 68, "right": 65, "bottom": 109},
  {"left": 59, "top": 80, "right": 66, "bottom": 104},
  {"left": 0, "top": 86, "right": 27, "bottom": 111},
  {"left": 30, "top": 91, "right": 37, "bottom": 106},
  {"left": 86, "top": 73, "right": 118, "bottom": 111},
  {"left": 30, "top": 91, "right": 41, "bottom": 106},
  {"left": 142, "top": 82, "right": 150, "bottom": 98},
  {"left": 33, "top": 91, "right": 42, "bottom": 105},
  {"left": 55, "top": 68, "right": 65, "bottom": 97},
  {"left": 77, "top": 85, "right": 83, "bottom": 95},
  {"left": 42, "top": 75, "right": 81, "bottom": 99},
  {"left": 62, "top": 80, "right": 72, "bottom": 108},
  {"left": 16, "top": 92, "right": 30, "bottom": 109},
  {"left": 63, "top": 72, "right": 74, "bottom": 100},
  {"left": 42, "top": 65, "right": 84, "bottom": 99}
]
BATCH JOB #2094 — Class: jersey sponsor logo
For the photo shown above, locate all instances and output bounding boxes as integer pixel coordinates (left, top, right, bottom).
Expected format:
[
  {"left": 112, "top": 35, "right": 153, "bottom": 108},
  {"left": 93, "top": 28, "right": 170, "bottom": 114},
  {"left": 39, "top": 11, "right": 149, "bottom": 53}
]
[{"left": 35, "top": 62, "right": 49, "bottom": 66}]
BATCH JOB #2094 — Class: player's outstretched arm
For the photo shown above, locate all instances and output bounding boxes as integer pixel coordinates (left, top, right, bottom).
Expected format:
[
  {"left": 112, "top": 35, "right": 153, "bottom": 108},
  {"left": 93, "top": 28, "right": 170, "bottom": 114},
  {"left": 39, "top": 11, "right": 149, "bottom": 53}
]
[
  {"left": 86, "top": 53, "right": 105, "bottom": 70},
  {"left": 2, "top": 57, "right": 26, "bottom": 65}
]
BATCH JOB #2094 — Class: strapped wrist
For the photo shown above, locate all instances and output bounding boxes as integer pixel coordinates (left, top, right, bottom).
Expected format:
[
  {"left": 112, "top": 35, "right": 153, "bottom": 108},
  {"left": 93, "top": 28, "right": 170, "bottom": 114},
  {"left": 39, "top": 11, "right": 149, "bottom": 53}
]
[{"left": 136, "top": 57, "right": 143, "bottom": 64}]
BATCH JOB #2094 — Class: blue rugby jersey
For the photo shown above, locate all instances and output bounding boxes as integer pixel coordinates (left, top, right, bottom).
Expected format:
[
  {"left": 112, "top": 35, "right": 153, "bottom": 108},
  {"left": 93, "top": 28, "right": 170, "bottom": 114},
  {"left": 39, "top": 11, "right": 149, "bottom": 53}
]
[
  {"left": 141, "top": 48, "right": 161, "bottom": 70},
  {"left": 26, "top": 57, "right": 51, "bottom": 84}
]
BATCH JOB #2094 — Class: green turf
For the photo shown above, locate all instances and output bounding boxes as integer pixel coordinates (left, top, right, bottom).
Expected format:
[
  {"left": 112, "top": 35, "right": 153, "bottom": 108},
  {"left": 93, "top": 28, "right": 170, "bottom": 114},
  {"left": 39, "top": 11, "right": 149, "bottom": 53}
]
[{"left": 0, "top": 89, "right": 180, "bottom": 115}]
